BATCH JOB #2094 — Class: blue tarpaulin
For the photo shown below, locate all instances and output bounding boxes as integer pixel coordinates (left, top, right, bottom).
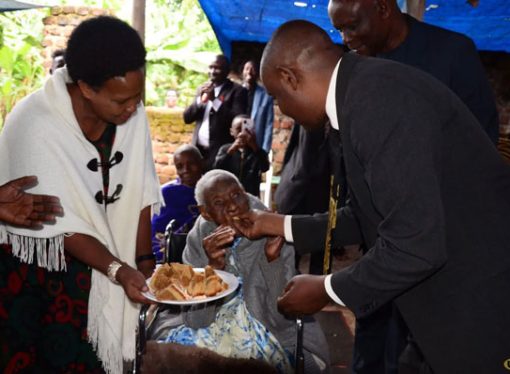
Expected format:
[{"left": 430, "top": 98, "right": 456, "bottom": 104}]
[
  {"left": 0, "top": 0, "right": 44, "bottom": 12},
  {"left": 198, "top": 0, "right": 510, "bottom": 57}
]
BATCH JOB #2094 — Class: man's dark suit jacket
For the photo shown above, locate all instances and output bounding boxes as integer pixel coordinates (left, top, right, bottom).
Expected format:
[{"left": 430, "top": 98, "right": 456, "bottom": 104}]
[
  {"left": 274, "top": 124, "right": 330, "bottom": 215},
  {"left": 183, "top": 79, "right": 247, "bottom": 168},
  {"left": 378, "top": 14, "right": 499, "bottom": 144},
  {"left": 292, "top": 53, "right": 510, "bottom": 373}
]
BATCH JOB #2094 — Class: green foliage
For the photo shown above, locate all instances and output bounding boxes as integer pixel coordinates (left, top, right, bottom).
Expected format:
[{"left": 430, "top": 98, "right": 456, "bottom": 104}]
[
  {"left": 0, "top": 0, "right": 220, "bottom": 128},
  {"left": 144, "top": 0, "right": 220, "bottom": 107},
  {"left": 0, "top": 10, "right": 46, "bottom": 129}
]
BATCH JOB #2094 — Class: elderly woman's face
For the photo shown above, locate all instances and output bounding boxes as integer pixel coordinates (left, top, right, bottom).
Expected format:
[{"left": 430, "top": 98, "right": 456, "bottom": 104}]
[
  {"left": 86, "top": 69, "right": 144, "bottom": 125},
  {"left": 203, "top": 177, "right": 249, "bottom": 225}
]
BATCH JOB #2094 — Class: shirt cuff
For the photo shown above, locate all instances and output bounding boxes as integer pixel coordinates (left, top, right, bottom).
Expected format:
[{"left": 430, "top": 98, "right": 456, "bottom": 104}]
[
  {"left": 284, "top": 215, "right": 294, "bottom": 242},
  {"left": 324, "top": 274, "right": 345, "bottom": 306}
]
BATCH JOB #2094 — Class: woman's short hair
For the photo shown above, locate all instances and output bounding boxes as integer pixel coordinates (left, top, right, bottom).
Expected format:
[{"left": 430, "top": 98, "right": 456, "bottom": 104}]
[
  {"left": 65, "top": 16, "right": 146, "bottom": 87},
  {"left": 195, "top": 170, "right": 243, "bottom": 206}
]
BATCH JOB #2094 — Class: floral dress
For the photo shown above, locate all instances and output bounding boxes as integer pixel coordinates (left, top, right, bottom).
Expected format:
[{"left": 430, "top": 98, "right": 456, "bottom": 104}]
[{"left": 162, "top": 238, "right": 293, "bottom": 373}]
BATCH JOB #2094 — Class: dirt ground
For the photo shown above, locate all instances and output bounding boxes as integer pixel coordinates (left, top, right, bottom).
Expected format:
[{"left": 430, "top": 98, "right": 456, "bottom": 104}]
[{"left": 298, "top": 246, "right": 362, "bottom": 373}]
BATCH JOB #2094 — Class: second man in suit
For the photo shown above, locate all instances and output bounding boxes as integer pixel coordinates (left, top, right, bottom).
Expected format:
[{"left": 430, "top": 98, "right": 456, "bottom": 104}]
[{"left": 184, "top": 54, "right": 248, "bottom": 169}]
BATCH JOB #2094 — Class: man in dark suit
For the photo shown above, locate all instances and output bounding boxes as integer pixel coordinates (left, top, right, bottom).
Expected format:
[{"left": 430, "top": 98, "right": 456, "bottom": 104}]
[
  {"left": 230, "top": 20, "right": 510, "bottom": 374},
  {"left": 328, "top": 0, "right": 499, "bottom": 145},
  {"left": 184, "top": 54, "right": 248, "bottom": 169},
  {"left": 274, "top": 123, "right": 331, "bottom": 274},
  {"left": 275, "top": 124, "right": 330, "bottom": 218},
  {"left": 328, "top": 1, "right": 500, "bottom": 371}
]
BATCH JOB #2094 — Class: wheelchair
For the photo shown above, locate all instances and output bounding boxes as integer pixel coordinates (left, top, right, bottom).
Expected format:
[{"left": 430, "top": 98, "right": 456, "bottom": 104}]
[
  {"left": 162, "top": 218, "right": 188, "bottom": 264},
  {"left": 132, "top": 218, "right": 306, "bottom": 373}
]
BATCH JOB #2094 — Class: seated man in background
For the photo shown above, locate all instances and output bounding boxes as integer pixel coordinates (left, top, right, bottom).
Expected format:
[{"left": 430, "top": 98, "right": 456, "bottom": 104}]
[
  {"left": 149, "top": 170, "right": 330, "bottom": 373},
  {"left": 213, "top": 114, "right": 270, "bottom": 197},
  {"left": 151, "top": 144, "right": 203, "bottom": 262}
]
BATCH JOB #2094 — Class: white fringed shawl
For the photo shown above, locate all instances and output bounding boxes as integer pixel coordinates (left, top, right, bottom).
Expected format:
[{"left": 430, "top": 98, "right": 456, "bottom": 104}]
[{"left": 0, "top": 68, "right": 162, "bottom": 373}]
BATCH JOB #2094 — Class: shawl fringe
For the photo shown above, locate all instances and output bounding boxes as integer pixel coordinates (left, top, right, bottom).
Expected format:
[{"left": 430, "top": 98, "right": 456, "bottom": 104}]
[
  {"left": 4, "top": 229, "right": 66, "bottom": 271},
  {"left": 88, "top": 272, "right": 136, "bottom": 374},
  {"left": 0, "top": 225, "right": 6, "bottom": 244}
]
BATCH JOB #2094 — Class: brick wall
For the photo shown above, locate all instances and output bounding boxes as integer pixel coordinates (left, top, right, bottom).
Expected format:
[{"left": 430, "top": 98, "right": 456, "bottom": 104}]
[
  {"left": 42, "top": 7, "right": 113, "bottom": 72},
  {"left": 146, "top": 106, "right": 294, "bottom": 183},
  {"left": 146, "top": 107, "right": 194, "bottom": 183}
]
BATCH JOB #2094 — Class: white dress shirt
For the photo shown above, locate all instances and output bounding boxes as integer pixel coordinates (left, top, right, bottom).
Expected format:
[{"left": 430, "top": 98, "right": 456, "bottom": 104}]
[{"left": 197, "top": 83, "right": 224, "bottom": 147}]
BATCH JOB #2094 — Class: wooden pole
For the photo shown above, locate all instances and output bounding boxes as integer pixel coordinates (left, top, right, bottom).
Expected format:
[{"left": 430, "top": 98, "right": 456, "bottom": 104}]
[
  {"left": 406, "top": 0, "right": 425, "bottom": 20},
  {"left": 132, "top": 0, "right": 146, "bottom": 42},
  {"left": 132, "top": 0, "right": 146, "bottom": 102}
]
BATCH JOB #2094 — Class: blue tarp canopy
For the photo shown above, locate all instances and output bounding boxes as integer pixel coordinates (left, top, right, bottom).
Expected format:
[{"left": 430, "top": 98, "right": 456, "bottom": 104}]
[
  {"left": 198, "top": 0, "right": 510, "bottom": 58},
  {"left": 0, "top": 0, "right": 44, "bottom": 12}
]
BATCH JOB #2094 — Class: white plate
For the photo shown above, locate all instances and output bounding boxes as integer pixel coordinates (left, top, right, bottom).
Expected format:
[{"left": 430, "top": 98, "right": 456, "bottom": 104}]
[{"left": 142, "top": 268, "right": 239, "bottom": 305}]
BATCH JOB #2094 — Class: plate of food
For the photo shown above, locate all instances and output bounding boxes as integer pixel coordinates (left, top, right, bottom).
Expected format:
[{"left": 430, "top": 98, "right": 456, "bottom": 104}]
[{"left": 142, "top": 262, "right": 239, "bottom": 305}]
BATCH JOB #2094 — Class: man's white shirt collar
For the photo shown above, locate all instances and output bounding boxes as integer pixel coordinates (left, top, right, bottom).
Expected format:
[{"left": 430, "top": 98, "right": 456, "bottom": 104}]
[{"left": 325, "top": 58, "right": 342, "bottom": 131}]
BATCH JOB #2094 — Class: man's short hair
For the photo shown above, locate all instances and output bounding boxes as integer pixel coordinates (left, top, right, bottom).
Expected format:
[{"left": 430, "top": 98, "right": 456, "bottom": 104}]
[
  {"left": 243, "top": 59, "right": 259, "bottom": 71},
  {"left": 195, "top": 169, "right": 243, "bottom": 206},
  {"left": 174, "top": 144, "right": 202, "bottom": 160},
  {"left": 65, "top": 16, "right": 146, "bottom": 87}
]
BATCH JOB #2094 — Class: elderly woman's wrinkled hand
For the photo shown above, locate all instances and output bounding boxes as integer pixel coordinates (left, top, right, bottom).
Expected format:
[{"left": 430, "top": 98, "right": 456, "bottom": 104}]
[
  {"left": 277, "top": 274, "right": 331, "bottom": 317},
  {"left": 203, "top": 224, "right": 236, "bottom": 269}
]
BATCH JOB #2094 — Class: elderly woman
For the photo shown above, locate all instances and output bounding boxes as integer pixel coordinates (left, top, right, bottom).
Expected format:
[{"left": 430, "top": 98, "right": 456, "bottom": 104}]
[
  {"left": 149, "top": 170, "right": 329, "bottom": 373},
  {"left": 0, "top": 16, "right": 161, "bottom": 373}
]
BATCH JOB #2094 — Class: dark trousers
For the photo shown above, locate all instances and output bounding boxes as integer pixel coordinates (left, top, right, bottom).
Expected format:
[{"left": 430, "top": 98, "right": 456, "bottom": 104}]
[
  {"left": 352, "top": 303, "right": 409, "bottom": 374},
  {"left": 398, "top": 339, "right": 434, "bottom": 374}
]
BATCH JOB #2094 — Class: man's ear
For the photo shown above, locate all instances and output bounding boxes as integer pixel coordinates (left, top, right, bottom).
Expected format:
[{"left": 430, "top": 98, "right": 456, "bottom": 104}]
[
  {"left": 376, "top": 0, "right": 390, "bottom": 18},
  {"left": 77, "top": 80, "right": 97, "bottom": 100},
  {"left": 277, "top": 66, "right": 299, "bottom": 92},
  {"left": 199, "top": 205, "right": 213, "bottom": 221}
]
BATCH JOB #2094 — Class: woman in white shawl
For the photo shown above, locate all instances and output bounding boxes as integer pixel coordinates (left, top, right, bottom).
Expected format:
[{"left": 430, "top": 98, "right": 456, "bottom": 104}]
[{"left": 0, "top": 17, "right": 161, "bottom": 373}]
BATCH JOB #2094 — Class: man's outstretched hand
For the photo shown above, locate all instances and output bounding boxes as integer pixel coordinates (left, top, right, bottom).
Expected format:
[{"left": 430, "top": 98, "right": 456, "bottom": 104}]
[
  {"left": 277, "top": 274, "right": 331, "bottom": 317},
  {"left": 227, "top": 209, "right": 285, "bottom": 240},
  {"left": 0, "top": 176, "right": 63, "bottom": 228}
]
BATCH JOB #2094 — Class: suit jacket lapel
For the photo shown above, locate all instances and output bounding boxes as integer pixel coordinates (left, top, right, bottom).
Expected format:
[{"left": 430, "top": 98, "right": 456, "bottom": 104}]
[
  {"left": 217, "top": 80, "right": 233, "bottom": 103},
  {"left": 335, "top": 53, "right": 384, "bottom": 230}
]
